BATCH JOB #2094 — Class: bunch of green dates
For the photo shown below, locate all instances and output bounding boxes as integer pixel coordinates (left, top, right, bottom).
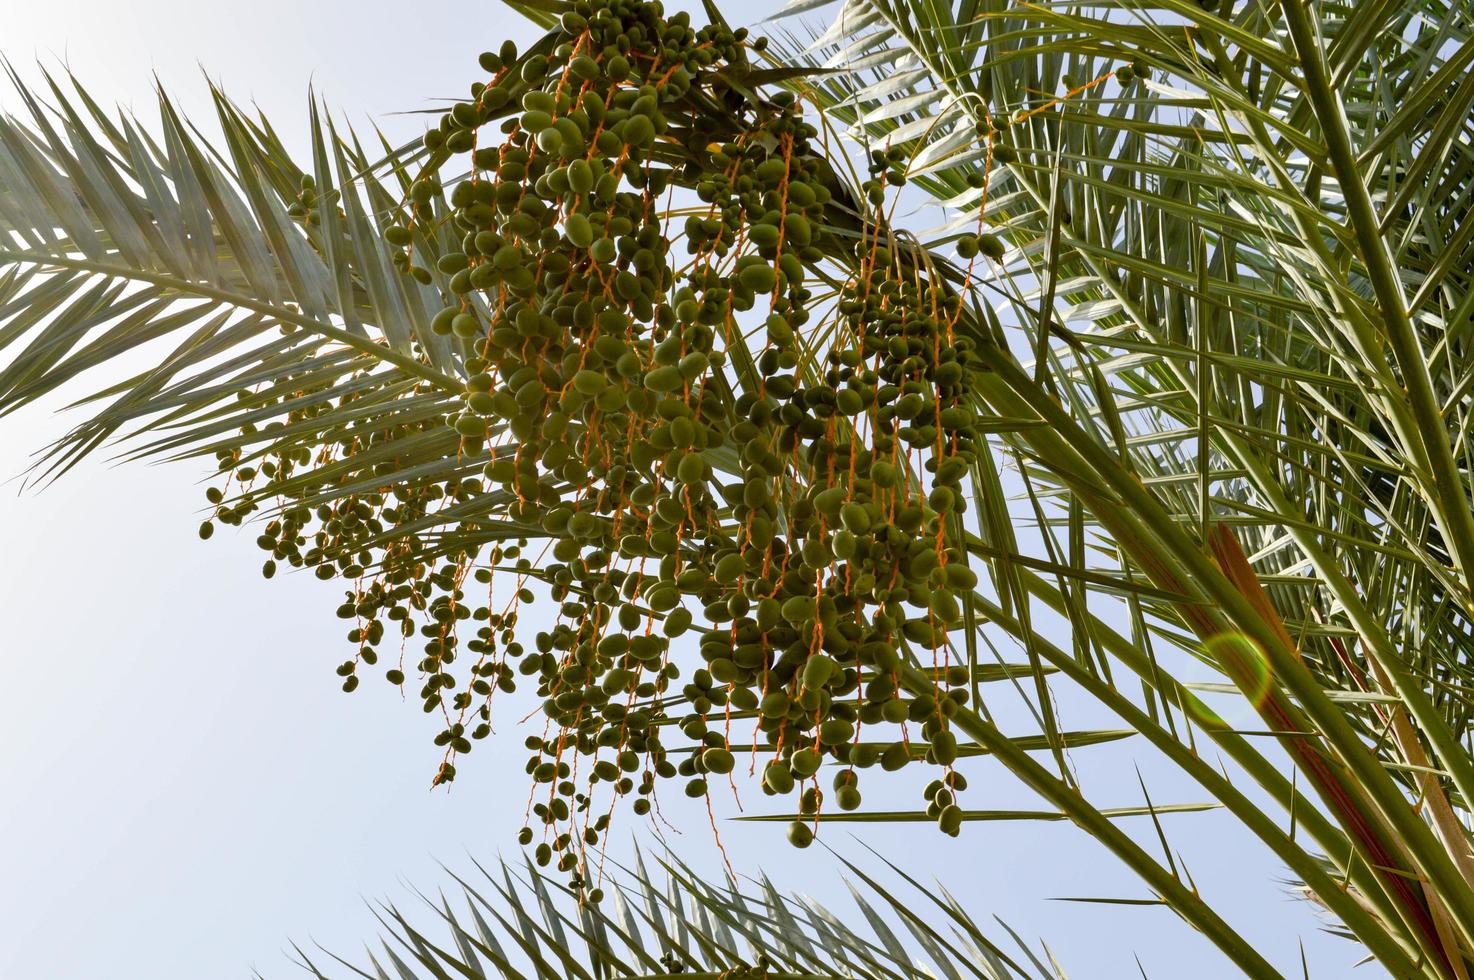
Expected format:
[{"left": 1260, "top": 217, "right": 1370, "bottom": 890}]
[{"left": 205, "top": 0, "right": 997, "bottom": 892}]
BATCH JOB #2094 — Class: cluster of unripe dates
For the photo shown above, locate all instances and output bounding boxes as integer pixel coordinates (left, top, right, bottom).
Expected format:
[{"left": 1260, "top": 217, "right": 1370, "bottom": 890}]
[{"left": 203, "top": 0, "right": 1003, "bottom": 890}]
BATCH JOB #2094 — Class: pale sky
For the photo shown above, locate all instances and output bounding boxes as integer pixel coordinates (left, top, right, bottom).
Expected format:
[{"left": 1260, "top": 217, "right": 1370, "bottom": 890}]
[{"left": 0, "top": 3, "right": 1373, "bottom": 978}]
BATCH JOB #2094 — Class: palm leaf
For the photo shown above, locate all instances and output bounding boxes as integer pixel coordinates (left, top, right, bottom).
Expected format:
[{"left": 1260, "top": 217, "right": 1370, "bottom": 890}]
[{"left": 271, "top": 852, "right": 1064, "bottom": 980}]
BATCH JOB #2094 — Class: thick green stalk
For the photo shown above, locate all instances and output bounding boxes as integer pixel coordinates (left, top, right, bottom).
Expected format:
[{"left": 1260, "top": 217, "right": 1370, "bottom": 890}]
[
  {"left": 894, "top": 665, "right": 1285, "bottom": 978},
  {"left": 970, "top": 585, "right": 1434, "bottom": 976},
  {"left": 1278, "top": 0, "right": 1474, "bottom": 593},
  {"left": 986, "top": 88, "right": 1474, "bottom": 914},
  {"left": 1213, "top": 418, "right": 1474, "bottom": 859},
  {"left": 1012, "top": 566, "right": 1436, "bottom": 963},
  {"left": 1012, "top": 147, "right": 1474, "bottom": 872},
  {"left": 968, "top": 351, "right": 1474, "bottom": 957}
]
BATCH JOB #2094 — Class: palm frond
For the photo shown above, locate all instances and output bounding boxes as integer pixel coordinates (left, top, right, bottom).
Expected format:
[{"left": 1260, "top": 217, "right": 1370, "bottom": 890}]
[{"left": 277, "top": 852, "right": 1064, "bottom": 980}]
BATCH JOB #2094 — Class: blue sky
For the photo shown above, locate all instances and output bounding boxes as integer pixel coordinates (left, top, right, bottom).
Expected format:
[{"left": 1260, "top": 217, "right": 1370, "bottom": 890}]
[{"left": 0, "top": 3, "right": 1378, "bottom": 977}]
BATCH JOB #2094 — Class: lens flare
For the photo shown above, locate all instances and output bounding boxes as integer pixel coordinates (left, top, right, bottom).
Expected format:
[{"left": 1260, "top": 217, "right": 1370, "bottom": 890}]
[{"left": 1209, "top": 632, "right": 1274, "bottom": 704}]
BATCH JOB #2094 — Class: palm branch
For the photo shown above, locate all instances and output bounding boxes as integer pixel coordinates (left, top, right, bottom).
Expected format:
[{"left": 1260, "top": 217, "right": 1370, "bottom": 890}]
[{"left": 274, "top": 851, "right": 1065, "bottom": 980}]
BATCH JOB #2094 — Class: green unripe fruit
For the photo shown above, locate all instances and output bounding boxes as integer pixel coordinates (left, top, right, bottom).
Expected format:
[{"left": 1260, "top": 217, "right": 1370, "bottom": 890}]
[
  {"left": 903, "top": 618, "right": 937, "bottom": 646},
  {"left": 750, "top": 224, "right": 780, "bottom": 249},
  {"left": 761, "top": 690, "right": 790, "bottom": 718},
  {"left": 930, "top": 588, "right": 960, "bottom": 625},
  {"left": 565, "top": 212, "right": 594, "bottom": 248},
  {"left": 664, "top": 607, "right": 692, "bottom": 637},
  {"left": 410, "top": 178, "right": 438, "bottom": 204},
  {"left": 939, "top": 407, "right": 971, "bottom": 431},
  {"left": 644, "top": 366, "right": 684, "bottom": 392},
  {"left": 493, "top": 244, "right": 522, "bottom": 270},
  {"left": 621, "top": 114, "right": 654, "bottom": 146},
  {"left": 756, "top": 597, "right": 782, "bottom": 631},
  {"left": 709, "top": 658, "right": 740, "bottom": 684},
  {"left": 755, "top": 158, "right": 786, "bottom": 183},
  {"left": 784, "top": 214, "right": 812, "bottom": 246},
  {"left": 801, "top": 654, "right": 836, "bottom": 691},
  {"left": 764, "top": 761, "right": 795, "bottom": 794},
  {"left": 522, "top": 90, "right": 555, "bottom": 114},
  {"left": 676, "top": 453, "right": 707, "bottom": 485},
  {"left": 647, "top": 585, "right": 679, "bottom": 611},
  {"left": 520, "top": 54, "right": 548, "bottom": 82},
  {"left": 791, "top": 747, "right": 822, "bottom": 777},
  {"left": 432, "top": 308, "right": 457, "bottom": 338},
  {"left": 714, "top": 553, "right": 747, "bottom": 584},
  {"left": 739, "top": 263, "right": 776, "bottom": 294},
  {"left": 678, "top": 352, "right": 709, "bottom": 380},
  {"left": 787, "top": 820, "right": 815, "bottom": 848},
  {"left": 931, "top": 730, "right": 958, "bottom": 766},
  {"left": 837, "top": 785, "right": 862, "bottom": 810},
  {"left": 570, "top": 54, "right": 599, "bottom": 80},
  {"left": 946, "top": 564, "right": 979, "bottom": 590},
  {"left": 765, "top": 313, "right": 793, "bottom": 345},
  {"left": 939, "top": 803, "right": 963, "bottom": 836},
  {"left": 452, "top": 313, "right": 480, "bottom": 338},
  {"left": 667, "top": 420, "right": 702, "bottom": 457},
  {"left": 881, "top": 741, "right": 911, "bottom": 771},
  {"left": 840, "top": 502, "right": 871, "bottom": 533},
  {"left": 813, "top": 487, "right": 846, "bottom": 517},
  {"left": 818, "top": 718, "right": 854, "bottom": 745},
  {"left": 590, "top": 237, "right": 617, "bottom": 263},
  {"left": 781, "top": 595, "right": 815, "bottom": 624},
  {"left": 572, "top": 369, "right": 608, "bottom": 394},
  {"left": 567, "top": 159, "right": 594, "bottom": 193},
  {"left": 929, "top": 450, "right": 966, "bottom": 481},
  {"left": 703, "top": 748, "right": 735, "bottom": 775},
  {"left": 567, "top": 511, "right": 597, "bottom": 538}
]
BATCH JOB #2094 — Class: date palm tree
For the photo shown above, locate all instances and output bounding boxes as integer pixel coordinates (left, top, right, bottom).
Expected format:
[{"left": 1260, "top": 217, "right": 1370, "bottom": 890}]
[{"left": 2, "top": 0, "right": 1473, "bottom": 975}]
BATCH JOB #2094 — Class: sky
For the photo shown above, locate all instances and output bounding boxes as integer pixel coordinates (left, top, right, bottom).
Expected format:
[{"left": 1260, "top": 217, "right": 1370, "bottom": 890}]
[{"left": 0, "top": 3, "right": 1381, "bottom": 978}]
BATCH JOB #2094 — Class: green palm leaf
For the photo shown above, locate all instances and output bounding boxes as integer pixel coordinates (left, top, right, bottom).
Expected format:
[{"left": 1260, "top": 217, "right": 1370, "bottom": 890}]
[{"left": 275, "top": 853, "right": 1064, "bottom": 980}]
